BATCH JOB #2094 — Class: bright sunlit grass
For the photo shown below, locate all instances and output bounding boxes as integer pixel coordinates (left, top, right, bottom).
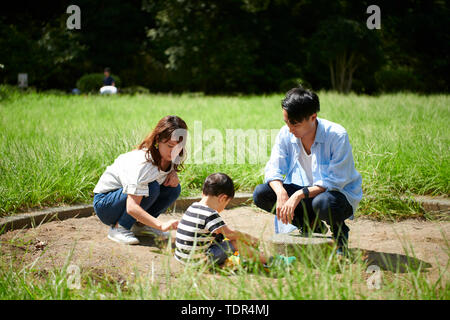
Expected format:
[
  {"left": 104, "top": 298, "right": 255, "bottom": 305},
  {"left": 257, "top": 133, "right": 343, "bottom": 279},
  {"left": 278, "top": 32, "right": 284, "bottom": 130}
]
[
  {"left": 0, "top": 91, "right": 449, "bottom": 218},
  {"left": 0, "top": 233, "right": 448, "bottom": 300}
]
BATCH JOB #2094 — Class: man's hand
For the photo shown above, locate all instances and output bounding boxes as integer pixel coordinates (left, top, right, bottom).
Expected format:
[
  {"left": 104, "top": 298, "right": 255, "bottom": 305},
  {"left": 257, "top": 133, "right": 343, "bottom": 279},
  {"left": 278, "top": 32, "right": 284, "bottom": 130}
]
[
  {"left": 161, "top": 219, "right": 179, "bottom": 231},
  {"left": 163, "top": 170, "right": 179, "bottom": 187},
  {"left": 279, "top": 191, "right": 303, "bottom": 224},
  {"left": 276, "top": 189, "right": 290, "bottom": 223}
]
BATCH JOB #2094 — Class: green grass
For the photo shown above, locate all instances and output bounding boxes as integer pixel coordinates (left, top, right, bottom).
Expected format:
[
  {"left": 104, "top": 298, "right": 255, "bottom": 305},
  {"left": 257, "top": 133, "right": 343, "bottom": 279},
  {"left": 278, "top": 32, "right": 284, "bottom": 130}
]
[
  {"left": 1, "top": 235, "right": 448, "bottom": 300},
  {"left": 0, "top": 91, "right": 449, "bottom": 219}
]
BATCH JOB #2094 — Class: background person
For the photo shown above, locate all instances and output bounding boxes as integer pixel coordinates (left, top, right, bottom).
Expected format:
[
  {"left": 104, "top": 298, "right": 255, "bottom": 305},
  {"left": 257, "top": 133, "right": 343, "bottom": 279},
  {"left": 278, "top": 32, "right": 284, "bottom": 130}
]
[
  {"left": 100, "top": 67, "right": 117, "bottom": 94},
  {"left": 253, "top": 86, "right": 362, "bottom": 255},
  {"left": 93, "top": 115, "right": 187, "bottom": 245},
  {"left": 103, "top": 67, "right": 115, "bottom": 86}
]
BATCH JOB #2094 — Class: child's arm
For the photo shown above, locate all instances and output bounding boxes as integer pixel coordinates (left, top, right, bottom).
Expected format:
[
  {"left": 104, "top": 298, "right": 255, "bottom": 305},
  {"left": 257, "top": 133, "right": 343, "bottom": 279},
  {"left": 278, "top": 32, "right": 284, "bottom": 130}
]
[{"left": 213, "top": 225, "right": 259, "bottom": 248}]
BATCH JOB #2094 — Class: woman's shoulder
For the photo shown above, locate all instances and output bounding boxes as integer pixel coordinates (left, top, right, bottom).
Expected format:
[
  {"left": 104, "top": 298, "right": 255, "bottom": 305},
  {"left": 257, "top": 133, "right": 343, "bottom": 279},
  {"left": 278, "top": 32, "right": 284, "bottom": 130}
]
[{"left": 115, "top": 149, "right": 154, "bottom": 166}]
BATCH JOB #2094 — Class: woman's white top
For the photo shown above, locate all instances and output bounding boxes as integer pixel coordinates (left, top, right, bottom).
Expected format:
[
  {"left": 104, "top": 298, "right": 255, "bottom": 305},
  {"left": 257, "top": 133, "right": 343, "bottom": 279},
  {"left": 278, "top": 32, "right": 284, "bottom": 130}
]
[{"left": 93, "top": 149, "right": 173, "bottom": 196}]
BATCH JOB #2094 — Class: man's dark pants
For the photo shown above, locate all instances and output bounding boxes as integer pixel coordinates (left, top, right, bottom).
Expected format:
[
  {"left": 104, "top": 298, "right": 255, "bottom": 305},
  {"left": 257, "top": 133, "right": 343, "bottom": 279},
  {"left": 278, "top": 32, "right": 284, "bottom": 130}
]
[{"left": 253, "top": 183, "right": 353, "bottom": 243}]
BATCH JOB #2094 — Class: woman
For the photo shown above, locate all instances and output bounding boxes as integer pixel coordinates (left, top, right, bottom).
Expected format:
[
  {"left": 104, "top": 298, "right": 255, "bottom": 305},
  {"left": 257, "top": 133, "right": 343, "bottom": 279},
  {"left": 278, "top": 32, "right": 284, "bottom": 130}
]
[{"left": 93, "top": 115, "right": 188, "bottom": 245}]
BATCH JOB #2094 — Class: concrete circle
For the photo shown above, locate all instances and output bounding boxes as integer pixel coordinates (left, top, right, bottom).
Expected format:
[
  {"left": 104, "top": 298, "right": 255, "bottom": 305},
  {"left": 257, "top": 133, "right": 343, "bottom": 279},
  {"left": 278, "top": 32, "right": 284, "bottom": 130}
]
[{"left": 271, "top": 232, "right": 334, "bottom": 246}]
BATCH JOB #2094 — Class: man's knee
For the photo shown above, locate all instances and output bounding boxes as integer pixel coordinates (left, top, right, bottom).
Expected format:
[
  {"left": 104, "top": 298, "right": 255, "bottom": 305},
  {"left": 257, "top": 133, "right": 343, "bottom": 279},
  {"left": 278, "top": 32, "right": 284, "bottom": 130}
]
[
  {"left": 253, "top": 183, "right": 275, "bottom": 212},
  {"left": 312, "top": 192, "right": 334, "bottom": 222},
  {"left": 252, "top": 184, "right": 264, "bottom": 206},
  {"left": 312, "top": 191, "right": 351, "bottom": 224}
]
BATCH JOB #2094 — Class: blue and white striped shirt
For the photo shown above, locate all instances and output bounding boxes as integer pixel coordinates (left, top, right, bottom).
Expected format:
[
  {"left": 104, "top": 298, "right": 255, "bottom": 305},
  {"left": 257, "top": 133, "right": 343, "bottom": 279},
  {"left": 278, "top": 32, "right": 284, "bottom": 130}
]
[{"left": 174, "top": 202, "right": 225, "bottom": 264}]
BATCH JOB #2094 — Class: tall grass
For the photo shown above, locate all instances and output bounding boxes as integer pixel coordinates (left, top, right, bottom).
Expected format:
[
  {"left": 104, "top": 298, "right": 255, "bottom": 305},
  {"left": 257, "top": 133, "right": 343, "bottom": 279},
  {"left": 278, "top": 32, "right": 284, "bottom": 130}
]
[
  {"left": 0, "top": 92, "right": 449, "bottom": 218},
  {"left": 1, "top": 233, "right": 448, "bottom": 300}
]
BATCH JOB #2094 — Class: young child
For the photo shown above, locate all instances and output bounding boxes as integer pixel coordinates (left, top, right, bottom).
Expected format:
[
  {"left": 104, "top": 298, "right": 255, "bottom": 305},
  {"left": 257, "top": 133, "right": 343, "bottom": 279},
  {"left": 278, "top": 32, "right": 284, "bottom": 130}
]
[{"left": 174, "top": 173, "right": 296, "bottom": 269}]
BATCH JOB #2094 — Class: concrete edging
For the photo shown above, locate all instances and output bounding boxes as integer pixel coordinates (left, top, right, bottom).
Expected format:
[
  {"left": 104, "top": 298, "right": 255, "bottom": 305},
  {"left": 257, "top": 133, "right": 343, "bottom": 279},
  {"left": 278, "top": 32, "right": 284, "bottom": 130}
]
[
  {"left": 0, "top": 193, "right": 253, "bottom": 233},
  {"left": 0, "top": 193, "right": 448, "bottom": 234}
]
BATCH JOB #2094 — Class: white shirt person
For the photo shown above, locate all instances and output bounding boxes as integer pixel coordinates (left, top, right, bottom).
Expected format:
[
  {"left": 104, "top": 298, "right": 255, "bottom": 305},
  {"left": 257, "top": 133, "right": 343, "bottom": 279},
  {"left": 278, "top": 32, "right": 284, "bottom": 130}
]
[{"left": 93, "top": 115, "right": 188, "bottom": 245}]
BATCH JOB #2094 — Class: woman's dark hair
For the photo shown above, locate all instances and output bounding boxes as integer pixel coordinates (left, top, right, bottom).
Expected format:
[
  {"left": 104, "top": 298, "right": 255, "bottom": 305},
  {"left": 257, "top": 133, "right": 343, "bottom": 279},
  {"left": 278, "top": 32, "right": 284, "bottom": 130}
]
[
  {"left": 281, "top": 85, "right": 320, "bottom": 124},
  {"left": 202, "top": 173, "right": 235, "bottom": 199},
  {"left": 137, "top": 115, "right": 188, "bottom": 172}
]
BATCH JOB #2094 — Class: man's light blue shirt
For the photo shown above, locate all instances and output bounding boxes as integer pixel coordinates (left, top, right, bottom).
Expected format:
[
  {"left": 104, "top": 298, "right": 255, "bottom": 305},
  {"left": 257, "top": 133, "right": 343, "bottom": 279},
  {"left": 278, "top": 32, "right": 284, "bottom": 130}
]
[{"left": 264, "top": 117, "right": 363, "bottom": 217}]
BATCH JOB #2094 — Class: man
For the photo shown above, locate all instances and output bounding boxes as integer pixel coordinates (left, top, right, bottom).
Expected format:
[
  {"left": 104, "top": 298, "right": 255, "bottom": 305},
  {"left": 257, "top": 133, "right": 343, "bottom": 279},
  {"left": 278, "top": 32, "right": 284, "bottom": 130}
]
[
  {"left": 253, "top": 86, "right": 362, "bottom": 255},
  {"left": 103, "top": 67, "right": 115, "bottom": 86},
  {"left": 100, "top": 67, "right": 117, "bottom": 94}
]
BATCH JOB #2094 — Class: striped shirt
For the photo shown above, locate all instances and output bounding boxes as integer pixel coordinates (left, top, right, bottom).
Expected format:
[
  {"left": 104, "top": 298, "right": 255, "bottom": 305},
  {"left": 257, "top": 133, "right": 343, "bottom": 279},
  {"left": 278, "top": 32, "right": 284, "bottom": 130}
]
[{"left": 174, "top": 202, "right": 226, "bottom": 264}]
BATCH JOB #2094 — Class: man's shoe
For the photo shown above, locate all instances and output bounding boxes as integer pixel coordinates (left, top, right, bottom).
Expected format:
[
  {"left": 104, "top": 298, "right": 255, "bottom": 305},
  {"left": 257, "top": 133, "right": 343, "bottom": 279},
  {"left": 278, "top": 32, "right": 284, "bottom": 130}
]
[
  {"left": 299, "top": 220, "right": 328, "bottom": 236},
  {"left": 107, "top": 225, "right": 140, "bottom": 245},
  {"left": 312, "top": 220, "right": 329, "bottom": 234},
  {"left": 131, "top": 223, "right": 170, "bottom": 240},
  {"left": 335, "top": 229, "right": 349, "bottom": 257}
]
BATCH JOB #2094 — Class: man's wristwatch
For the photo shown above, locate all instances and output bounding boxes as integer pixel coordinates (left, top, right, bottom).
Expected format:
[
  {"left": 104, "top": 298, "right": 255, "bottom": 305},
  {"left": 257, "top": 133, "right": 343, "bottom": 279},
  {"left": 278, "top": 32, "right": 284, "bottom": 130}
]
[{"left": 302, "top": 187, "right": 310, "bottom": 199}]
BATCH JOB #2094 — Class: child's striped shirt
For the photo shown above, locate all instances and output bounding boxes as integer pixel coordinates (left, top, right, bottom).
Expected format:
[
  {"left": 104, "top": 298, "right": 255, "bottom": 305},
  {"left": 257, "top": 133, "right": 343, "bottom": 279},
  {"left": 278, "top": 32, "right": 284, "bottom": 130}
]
[{"left": 174, "top": 202, "right": 226, "bottom": 264}]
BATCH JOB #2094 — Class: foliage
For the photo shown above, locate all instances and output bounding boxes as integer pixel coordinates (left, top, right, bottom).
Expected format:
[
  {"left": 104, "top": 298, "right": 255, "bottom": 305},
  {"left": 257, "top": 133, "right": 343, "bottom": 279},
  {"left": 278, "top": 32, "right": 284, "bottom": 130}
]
[
  {"left": 308, "top": 18, "right": 384, "bottom": 93},
  {"left": 0, "top": 84, "right": 21, "bottom": 101},
  {"left": 0, "top": 1, "right": 449, "bottom": 93},
  {"left": 375, "top": 66, "right": 421, "bottom": 92},
  {"left": 120, "top": 86, "right": 150, "bottom": 95},
  {"left": 279, "top": 78, "right": 311, "bottom": 93}
]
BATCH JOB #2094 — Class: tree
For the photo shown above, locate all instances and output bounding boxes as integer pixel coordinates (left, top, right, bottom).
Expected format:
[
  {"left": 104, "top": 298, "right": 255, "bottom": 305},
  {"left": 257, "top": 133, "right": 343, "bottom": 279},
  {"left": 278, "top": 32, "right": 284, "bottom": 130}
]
[
  {"left": 143, "top": 0, "right": 262, "bottom": 93},
  {"left": 308, "top": 18, "right": 383, "bottom": 93}
]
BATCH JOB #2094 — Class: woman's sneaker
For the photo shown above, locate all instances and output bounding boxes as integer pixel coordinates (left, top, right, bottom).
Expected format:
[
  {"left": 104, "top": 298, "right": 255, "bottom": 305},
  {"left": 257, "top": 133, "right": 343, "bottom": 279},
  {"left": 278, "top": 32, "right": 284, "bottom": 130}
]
[
  {"left": 108, "top": 225, "right": 140, "bottom": 245},
  {"left": 131, "top": 223, "right": 170, "bottom": 240}
]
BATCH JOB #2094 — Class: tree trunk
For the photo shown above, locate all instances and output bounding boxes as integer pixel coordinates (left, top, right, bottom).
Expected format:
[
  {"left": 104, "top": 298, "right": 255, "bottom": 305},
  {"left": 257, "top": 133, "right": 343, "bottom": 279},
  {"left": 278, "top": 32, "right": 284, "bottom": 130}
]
[
  {"left": 345, "top": 53, "right": 358, "bottom": 93},
  {"left": 332, "top": 51, "right": 359, "bottom": 94},
  {"left": 329, "top": 60, "right": 336, "bottom": 90},
  {"left": 338, "top": 50, "right": 347, "bottom": 93}
]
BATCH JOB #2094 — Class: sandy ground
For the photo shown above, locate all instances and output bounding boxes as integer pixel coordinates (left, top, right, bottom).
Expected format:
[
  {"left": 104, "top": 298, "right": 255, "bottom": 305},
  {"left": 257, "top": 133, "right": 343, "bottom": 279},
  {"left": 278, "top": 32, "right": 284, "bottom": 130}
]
[{"left": 1, "top": 206, "right": 449, "bottom": 286}]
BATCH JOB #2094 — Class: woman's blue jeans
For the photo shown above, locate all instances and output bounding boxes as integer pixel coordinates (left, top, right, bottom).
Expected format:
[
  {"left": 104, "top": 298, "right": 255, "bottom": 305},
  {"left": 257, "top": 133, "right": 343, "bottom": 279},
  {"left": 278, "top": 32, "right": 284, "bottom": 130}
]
[{"left": 93, "top": 181, "right": 181, "bottom": 230}]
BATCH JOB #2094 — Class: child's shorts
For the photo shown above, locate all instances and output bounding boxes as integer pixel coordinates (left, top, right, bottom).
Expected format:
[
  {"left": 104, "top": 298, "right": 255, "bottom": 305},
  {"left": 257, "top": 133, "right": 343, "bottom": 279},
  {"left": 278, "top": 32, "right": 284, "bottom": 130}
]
[{"left": 206, "top": 240, "right": 236, "bottom": 265}]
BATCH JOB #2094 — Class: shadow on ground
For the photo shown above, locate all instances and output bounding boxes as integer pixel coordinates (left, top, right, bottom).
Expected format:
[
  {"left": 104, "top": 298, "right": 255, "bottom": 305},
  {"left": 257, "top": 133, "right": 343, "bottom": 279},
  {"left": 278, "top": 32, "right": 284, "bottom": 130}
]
[
  {"left": 353, "top": 248, "right": 432, "bottom": 273},
  {"left": 135, "top": 235, "right": 176, "bottom": 252}
]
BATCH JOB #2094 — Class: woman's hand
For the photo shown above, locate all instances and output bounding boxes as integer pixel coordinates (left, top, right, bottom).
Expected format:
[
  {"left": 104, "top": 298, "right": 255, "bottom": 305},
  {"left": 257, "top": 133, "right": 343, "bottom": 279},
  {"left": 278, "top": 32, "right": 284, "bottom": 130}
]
[
  {"left": 163, "top": 170, "right": 179, "bottom": 187},
  {"left": 161, "top": 219, "right": 179, "bottom": 231}
]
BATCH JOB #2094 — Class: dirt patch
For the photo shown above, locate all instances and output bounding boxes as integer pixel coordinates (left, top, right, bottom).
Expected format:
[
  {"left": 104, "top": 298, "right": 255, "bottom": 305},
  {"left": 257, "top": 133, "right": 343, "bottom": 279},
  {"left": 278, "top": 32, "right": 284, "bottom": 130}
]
[{"left": 1, "top": 206, "right": 448, "bottom": 285}]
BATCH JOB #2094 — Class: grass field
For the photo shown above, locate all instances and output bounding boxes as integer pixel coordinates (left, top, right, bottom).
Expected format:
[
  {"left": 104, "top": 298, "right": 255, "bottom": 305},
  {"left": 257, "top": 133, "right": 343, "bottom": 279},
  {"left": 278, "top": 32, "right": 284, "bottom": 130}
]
[
  {"left": 0, "top": 91, "right": 449, "bottom": 219},
  {"left": 0, "top": 90, "right": 449, "bottom": 301},
  {"left": 1, "top": 232, "right": 448, "bottom": 300}
]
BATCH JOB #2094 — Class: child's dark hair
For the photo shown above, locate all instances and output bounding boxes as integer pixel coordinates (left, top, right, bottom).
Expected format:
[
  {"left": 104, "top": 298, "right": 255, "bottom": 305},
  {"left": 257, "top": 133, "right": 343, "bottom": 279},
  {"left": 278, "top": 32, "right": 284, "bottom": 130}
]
[
  {"left": 202, "top": 173, "right": 235, "bottom": 199},
  {"left": 104, "top": 67, "right": 111, "bottom": 73},
  {"left": 282, "top": 85, "right": 320, "bottom": 124}
]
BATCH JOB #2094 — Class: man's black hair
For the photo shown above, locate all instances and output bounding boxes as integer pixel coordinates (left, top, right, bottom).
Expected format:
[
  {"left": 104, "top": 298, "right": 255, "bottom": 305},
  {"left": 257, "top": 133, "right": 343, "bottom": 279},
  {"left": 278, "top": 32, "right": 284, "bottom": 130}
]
[
  {"left": 104, "top": 67, "right": 111, "bottom": 73},
  {"left": 281, "top": 85, "right": 320, "bottom": 124},
  {"left": 202, "top": 173, "right": 235, "bottom": 199}
]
